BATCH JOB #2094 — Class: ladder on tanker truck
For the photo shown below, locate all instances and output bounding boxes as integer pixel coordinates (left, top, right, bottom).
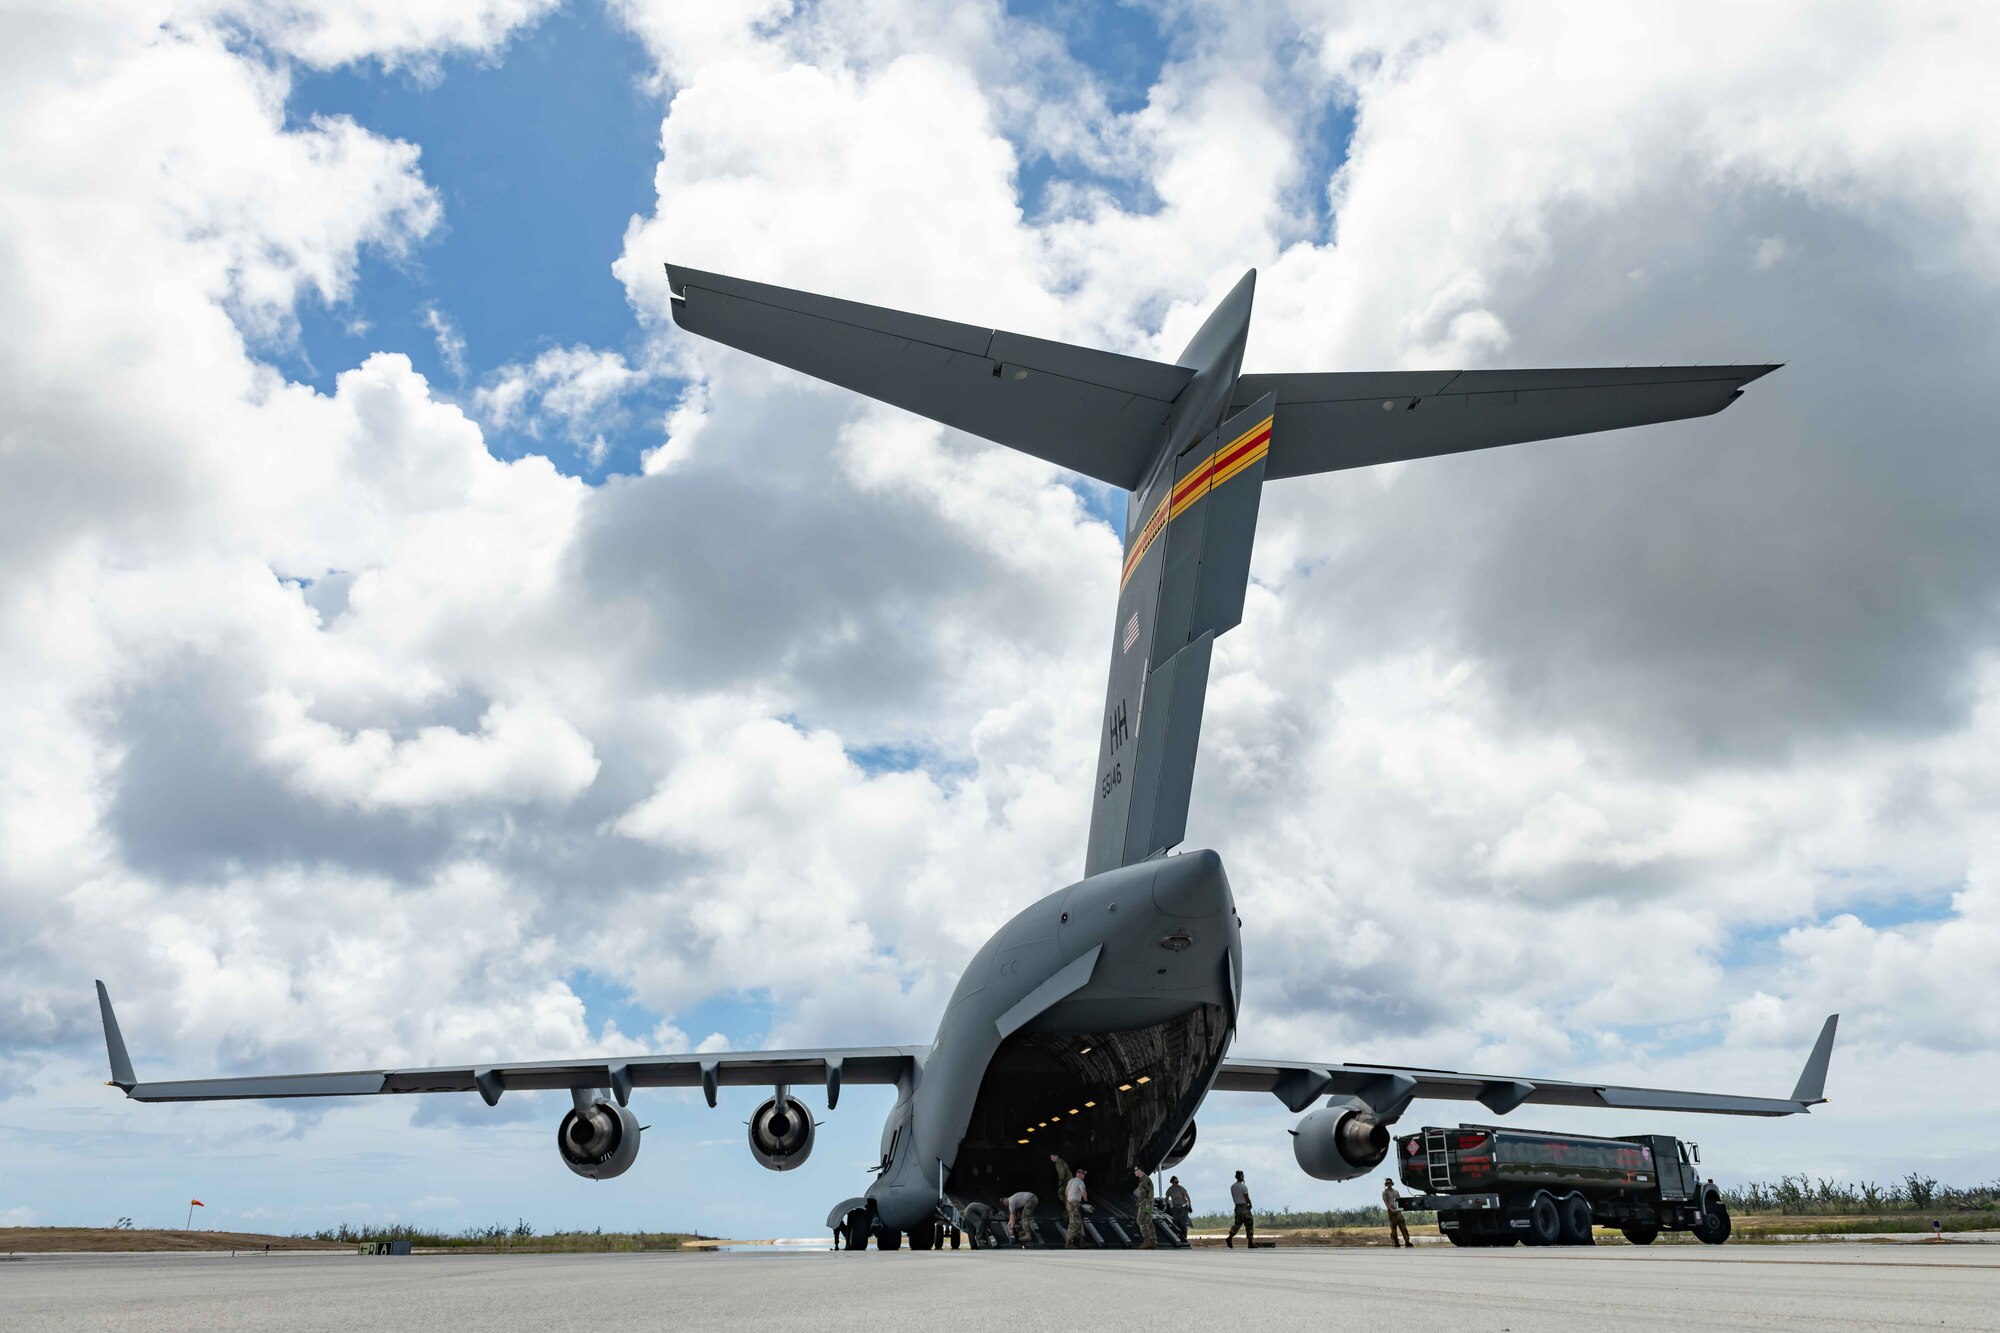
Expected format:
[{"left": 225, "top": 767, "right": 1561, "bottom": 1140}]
[{"left": 1423, "top": 1126, "right": 1455, "bottom": 1192}]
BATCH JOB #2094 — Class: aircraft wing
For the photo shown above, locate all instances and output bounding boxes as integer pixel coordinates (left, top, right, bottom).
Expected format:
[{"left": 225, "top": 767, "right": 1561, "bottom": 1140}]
[
  {"left": 95, "top": 982, "right": 916, "bottom": 1109},
  {"left": 1212, "top": 1014, "right": 1838, "bottom": 1118},
  {"left": 1231, "top": 364, "right": 1781, "bottom": 481},
  {"left": 666, "top": 264, "right": 1191, "bottom": 489}
]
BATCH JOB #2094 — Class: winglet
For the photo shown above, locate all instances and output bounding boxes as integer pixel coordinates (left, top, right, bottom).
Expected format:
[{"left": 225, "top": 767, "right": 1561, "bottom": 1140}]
[
  {"left": 95, "top": 981, "right": 136, "bottom": 1092},
  {"left": 1790, "top": 1014, "right": 1838, "bottom": 1104}
]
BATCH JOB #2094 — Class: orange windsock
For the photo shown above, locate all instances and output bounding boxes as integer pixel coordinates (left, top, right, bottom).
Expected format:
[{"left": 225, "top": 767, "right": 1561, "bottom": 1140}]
[{"left": 190, "top": 1200, "right": 205, "bottom": 1207}]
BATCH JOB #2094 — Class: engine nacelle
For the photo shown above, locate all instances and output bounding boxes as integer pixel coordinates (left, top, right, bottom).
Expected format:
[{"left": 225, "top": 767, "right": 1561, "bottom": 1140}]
[
  {"left": 1161, "top": 1119, "right": 1198, "bottom": 1170},
  {"left": 1291, "top": 1098, "right": 1391, "bottom": 1182},
  {"left": 558, "top": 1093, "right": 641, "bottom": 1180},
  {"left": 748, "top": 1093, "right": 815, "bottom": 1171}
]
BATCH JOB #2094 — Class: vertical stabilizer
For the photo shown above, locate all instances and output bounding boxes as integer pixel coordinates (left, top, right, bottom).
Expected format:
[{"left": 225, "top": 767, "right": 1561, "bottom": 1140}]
[{"left": 1086, "top": 272, "right": 1268, "bottom": 877}]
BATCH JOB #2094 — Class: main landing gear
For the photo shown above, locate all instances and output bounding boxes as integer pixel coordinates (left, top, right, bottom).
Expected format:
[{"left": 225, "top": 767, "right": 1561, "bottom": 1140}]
[{"left": 834, "top": 1206, "right": 959, "bottom": 1252}]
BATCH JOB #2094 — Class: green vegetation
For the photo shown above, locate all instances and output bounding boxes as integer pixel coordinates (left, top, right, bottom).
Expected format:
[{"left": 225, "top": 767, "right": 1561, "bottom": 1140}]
[
  {"left": 1720, "top": 1173, "right": 2000, "bottom": 1216},
  {"left": 303, "top": 1221, "right": 704, "bottom": 1252},
  {"left": 1189, "top": 1174, "right": 1999, "bottom": 1238}
]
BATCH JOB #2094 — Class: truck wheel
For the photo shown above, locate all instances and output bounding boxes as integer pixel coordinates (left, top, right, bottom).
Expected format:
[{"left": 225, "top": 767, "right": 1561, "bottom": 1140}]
[
  {"left": 1621, "top": 1225, "right": 1659, "bottom": 1245},
  {"left": 1523, "top": 1192, "right": 1563, "bottom": 1247},
  {"left": 1558, "top": 1193, "right": 1595, "bottom": 1246},
  {"left": 1445, "top": 1229, "right": 1471, "bottom": 1247},
  {"left": 1694, "top": 1203, "right": 1732, "bottom": 1245}
]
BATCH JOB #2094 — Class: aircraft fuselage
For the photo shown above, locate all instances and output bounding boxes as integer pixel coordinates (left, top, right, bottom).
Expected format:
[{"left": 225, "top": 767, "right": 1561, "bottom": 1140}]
[{"left": 863, "top": 850, "right": 1240, "bottom": 1231}]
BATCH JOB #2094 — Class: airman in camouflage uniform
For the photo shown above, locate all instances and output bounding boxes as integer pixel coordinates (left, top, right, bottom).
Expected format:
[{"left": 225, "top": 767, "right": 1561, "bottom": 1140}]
[
  {"left": 1132, "top": 1166, "right": 1156, "bottom": 1248},
  {"left": 1005, "top": 1191, "right": 1039, "bottom": 1246},
  {"left": 1064, "top": 1169, "right": 1089, "bottom": 1248},
  {"left": 1050, "top": 1152, "right": 1072, "bottom": 1204}
]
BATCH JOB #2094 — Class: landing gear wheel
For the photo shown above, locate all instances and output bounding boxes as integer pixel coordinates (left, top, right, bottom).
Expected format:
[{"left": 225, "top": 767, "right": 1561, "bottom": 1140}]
[
  {"left": 876, "top": 1226, "right": 902, "bottom": 1251},
  {"left": 1621, "top": 1224, "right": 1660, "bottom": 1246},
  {"left": 1557, "top": 1193, "right": 1595, "bottom": 1246},
  {"left": 1523, "top": 1192, "right": 1563, "bottom": 1247},
  {"left": 908, "top": 1222, "right": 936, "bottom": 1251},
  {"left": 949, "top": 1227, "right": 961, "bottom": 1250},
  {"left": 1693, "top": 1203, "right": 1732, "bottom": 1245},
  {"left": 842, "top": 1209, "right": 871, "bottom": 1252}
]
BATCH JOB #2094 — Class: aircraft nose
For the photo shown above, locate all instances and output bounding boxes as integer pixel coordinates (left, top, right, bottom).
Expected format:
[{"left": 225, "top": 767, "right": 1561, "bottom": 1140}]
[{"left": 1152, "top": 849, "right": 1229, "bottom": 919}]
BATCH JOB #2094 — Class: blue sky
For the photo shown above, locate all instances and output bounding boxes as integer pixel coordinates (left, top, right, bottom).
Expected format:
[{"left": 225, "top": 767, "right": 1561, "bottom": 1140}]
[{"left": 284, "top": 4, "right": 670, "bottom": 475}]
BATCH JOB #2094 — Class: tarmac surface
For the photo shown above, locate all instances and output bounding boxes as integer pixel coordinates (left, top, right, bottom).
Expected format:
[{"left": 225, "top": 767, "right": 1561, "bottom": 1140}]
[{"left": 3, "top": 1243, "right": 1996, "bottom": 1331}]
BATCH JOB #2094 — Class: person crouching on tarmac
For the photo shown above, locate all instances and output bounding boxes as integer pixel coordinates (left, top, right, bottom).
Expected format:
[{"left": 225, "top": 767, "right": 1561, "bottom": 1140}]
[
  {"left": 961, "top": 1199, "right": 993, "bottom": 1249},
  {"left": 1064, "top": 1169, "right": 1090, "bottom": 1247},
  {"left": 1005, "top": 1191, "right": 1039, "bottom": 1246},
  {"left": 1132, "top": 1166, "right": 1157, "bottom": 1249},
  {"left": 1226, "top": 1170, "right": 1254, "bottom": 1249},
  {"left": 1383, "top": 1179, "right": 1412, "bottom": 1249}
]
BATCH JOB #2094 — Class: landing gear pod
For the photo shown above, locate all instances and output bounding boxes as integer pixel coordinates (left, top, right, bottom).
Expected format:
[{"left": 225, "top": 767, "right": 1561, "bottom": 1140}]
[
  {"left": 558, "top": 1092, "right": 641, "bottom": 1180},
  {"left": 1291, "top": 1097, "right": 1390, "bottom": 1181},
  {"left": 749, "top": 1092, "right": 816, "bottom": 1171}
]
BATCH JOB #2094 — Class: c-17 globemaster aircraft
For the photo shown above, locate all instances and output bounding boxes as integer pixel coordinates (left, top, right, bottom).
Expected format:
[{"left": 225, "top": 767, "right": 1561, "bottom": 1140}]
[{"left": 95, "top": 265, "right": 1839, "bottom": 1250}]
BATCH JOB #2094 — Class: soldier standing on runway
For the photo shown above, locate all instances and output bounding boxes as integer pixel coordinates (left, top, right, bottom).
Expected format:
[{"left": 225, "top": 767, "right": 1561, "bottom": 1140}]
[
  {"left": 1383, "top": 1178, "right": 1412, "bottom": 1248},
  {"left": 1132, "top": 1166, "right": 1157, "bottom": 1248},
  {"left": 1165, "top": 1176, "right": 1192, "bottom": 1236},
  {"left": 1226, "top": 1171, "right": 1255, "bottom": 1249},
  {"left": 1064, "top": 1169, "right": 1090, "bottom": 1248}
]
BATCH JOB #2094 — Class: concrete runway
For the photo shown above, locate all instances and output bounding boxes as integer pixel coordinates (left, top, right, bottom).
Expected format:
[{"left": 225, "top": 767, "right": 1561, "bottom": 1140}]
[{"left": 3, "top": 1244, "right": 1996, "bottom": 1332}]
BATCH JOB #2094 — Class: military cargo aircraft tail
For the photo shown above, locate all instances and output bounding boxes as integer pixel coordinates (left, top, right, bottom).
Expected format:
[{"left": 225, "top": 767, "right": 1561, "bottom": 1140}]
[{"left": 663, "top": 263, "right": 1776, "bottom": 879}]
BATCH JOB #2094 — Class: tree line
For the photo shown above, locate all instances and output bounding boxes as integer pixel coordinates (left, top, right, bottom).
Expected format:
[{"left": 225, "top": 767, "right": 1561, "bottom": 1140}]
[{"left": 1720, "top": 1174, "right": 1999, "bottom": 1215}]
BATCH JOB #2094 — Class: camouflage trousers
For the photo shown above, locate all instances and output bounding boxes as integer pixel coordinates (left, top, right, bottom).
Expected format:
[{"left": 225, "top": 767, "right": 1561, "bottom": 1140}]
[
  {"left": 1065, "top": 1201, "right": 1086, "bottom": 1248},
  {"left": 1136, "top": 1204, "right": 1156, "bottom": 1249},
  {"left": 1013, "top": 1197, "right": 1038, "bottom": 1245},
  {"left": 1227, "top": 1205, "right": 1255, "bottom": 1246}
]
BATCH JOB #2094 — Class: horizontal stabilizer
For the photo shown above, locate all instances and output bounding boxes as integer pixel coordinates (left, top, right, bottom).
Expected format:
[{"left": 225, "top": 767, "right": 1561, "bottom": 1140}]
[
  {"left": 667, "top": 265, "right": 1189, "bottom": 488},
  {"left": 1232, "top": 364, "right": 1780, "bottom": 480}
]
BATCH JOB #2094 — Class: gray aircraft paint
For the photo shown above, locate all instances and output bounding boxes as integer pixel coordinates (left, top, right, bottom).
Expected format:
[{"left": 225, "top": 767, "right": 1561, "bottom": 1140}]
[{"left": 95, "top": 265, "right": 1823, "bottom": 1240}]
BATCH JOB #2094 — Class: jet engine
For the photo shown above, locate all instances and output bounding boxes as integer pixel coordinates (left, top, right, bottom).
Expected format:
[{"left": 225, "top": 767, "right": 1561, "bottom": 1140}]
[
  {"left": 748, "top": 1092, "right": 816, "bottom": 1171},
  {"left": 558, "top": 1093, "right": 642, "bottom": 1180},
  {"left": 1291, "top": 1098, "right": 1391, "bottom": 1182},
  {"left": 1162, "top": 1119, "right": 1198, "bottom": 1170}
]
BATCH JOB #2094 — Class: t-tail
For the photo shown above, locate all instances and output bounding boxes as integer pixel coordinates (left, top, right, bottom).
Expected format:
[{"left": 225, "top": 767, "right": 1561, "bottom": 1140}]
[
  {"left": 663, "top": 261, "right": 1779, "bottom": 878},
  {"left": 1086, "top": 271, "right": 1267, "bottom": 876}
]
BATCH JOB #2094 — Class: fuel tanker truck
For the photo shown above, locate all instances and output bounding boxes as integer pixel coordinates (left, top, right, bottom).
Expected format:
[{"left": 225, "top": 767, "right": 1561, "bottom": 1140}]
[{"left": 1395, "top": 1125, "right": 1731, "bottom": 1246}]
